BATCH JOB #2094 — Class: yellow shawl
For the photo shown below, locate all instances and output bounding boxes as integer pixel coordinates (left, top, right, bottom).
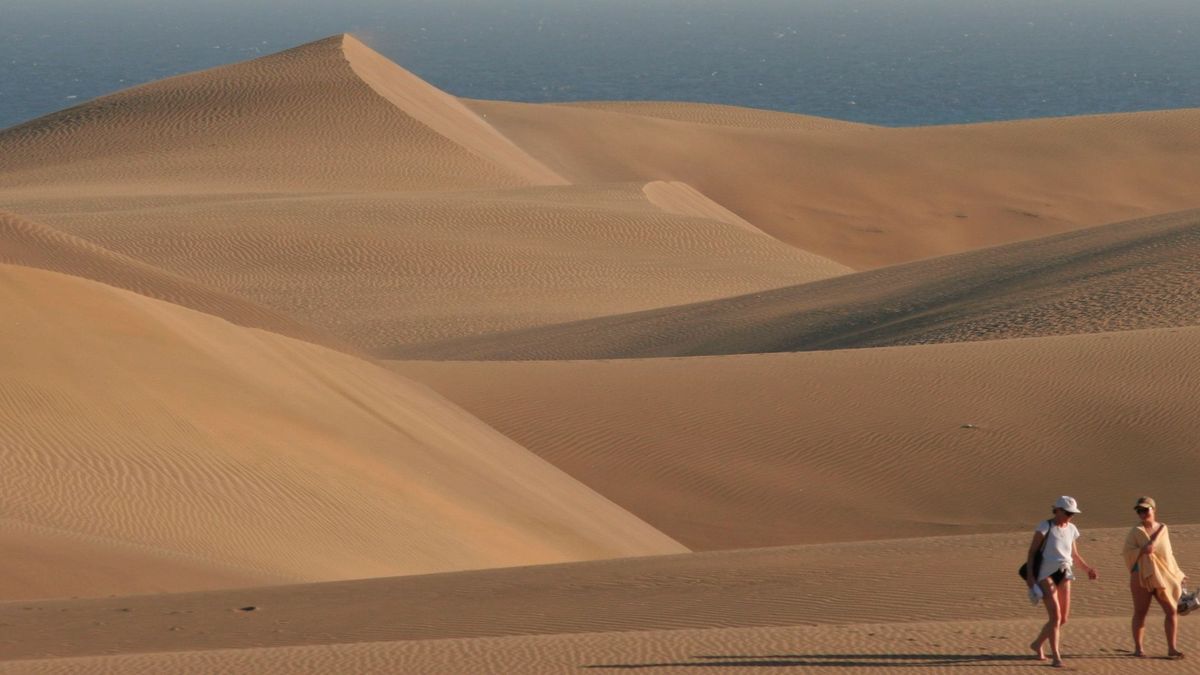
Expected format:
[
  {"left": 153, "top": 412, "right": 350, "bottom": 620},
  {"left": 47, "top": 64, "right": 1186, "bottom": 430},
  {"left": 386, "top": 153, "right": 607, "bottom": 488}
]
[{"left": 1123, "top": 523, "right": 1186, "bottom": 603}]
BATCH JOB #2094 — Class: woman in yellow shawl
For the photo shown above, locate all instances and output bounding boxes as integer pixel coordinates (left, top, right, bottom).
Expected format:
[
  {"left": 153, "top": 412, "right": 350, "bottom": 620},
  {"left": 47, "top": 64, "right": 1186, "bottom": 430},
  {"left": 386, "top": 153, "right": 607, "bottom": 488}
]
[{"left": 1123, "top": 496, "right": 1187, "bottom": 659}]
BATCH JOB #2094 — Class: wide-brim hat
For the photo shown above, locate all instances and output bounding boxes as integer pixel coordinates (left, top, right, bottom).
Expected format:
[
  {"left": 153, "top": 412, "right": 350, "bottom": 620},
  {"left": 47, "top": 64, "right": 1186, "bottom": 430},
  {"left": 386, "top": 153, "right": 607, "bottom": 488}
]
[{"left": 1054, "top": 495, "right": 1081, "bottom": 514}]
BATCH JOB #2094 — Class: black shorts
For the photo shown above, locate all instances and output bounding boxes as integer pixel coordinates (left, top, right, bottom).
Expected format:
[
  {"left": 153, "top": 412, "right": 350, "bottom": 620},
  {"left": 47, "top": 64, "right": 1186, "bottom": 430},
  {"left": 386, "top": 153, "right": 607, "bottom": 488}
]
[{"left": 1048, "top": 569, "right": 1068, "bottom": 585}]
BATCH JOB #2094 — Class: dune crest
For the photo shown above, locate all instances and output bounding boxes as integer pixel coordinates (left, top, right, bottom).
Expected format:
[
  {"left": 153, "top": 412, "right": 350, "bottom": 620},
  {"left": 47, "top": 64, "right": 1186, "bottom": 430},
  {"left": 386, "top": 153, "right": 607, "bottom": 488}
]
[
  {"left": 468, "top": 99, "right": 1200, "bottom": 268},
  {"left": 0, "top": 210, "right": 352, "bottom": 353},
  {"left": 642, "top": 181, "right": 767, "bottom": 236},
  {"left": 0, "top": 35, "right": 541, "bottom": 191},
  {"left": 0, "top": 264, "right": 682, "bottom": 596},
  {"left": 392, "top": 208, "right": 1200, "bottom": 360},
  {"left": 340, "top": 35, "right": 566, "bottom": 186},
  {"left": 396, "top": 326, "right": 1200, "bottom": 549}
]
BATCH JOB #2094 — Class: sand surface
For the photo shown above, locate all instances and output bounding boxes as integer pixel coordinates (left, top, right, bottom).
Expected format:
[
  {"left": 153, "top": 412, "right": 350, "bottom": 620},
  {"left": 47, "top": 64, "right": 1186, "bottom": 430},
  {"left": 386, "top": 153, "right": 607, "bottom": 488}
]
[
  {"left": 0, "top": 264, "right": 681, "bottom": 597},
  {"left": 3, "top": 32, "right": 1199, "bottom": 674},
  {"left": 395, "top": 208, "right": 1200, "bottom": 359},
  {"left": 396, "top": 327, "right": 1200, "bottom": 549},
  {"left": 0, "top": 527, "right": 1193, "bottom": 670},
  {"left": 469, "top": 99, "right": 1200, "bottom": 268}
]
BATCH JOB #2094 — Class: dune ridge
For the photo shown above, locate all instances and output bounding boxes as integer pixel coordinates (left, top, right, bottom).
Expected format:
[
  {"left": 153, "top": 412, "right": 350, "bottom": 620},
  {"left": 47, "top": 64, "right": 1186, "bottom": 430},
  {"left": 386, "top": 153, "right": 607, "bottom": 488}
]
[
  {"left": 392, "top": 208, "right": 1200, "bottom": 360},
  {"left": 468, "top": 99, "right": 1200, "bottom": 267},
  {"left": 0, "top": 35, "right": 543, "bottom": 193},
  {"left": 0, "top": 210, "right": 353, "bottom": 353},
  {"left": 396, "top": 326, "right": 1200, "bottom": 550},
  {"left": 8, "top": 184, "right": 848, "bottom": 353},
  {"left": 0, "top": 264, "right": 682, "bottom": 597}
]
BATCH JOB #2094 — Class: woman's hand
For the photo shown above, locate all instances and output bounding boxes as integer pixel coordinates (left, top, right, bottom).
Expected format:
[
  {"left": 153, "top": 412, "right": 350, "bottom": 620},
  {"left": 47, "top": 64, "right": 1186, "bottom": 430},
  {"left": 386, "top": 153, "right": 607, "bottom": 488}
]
[
  {"left": 1087, "top": 566, "right": 1099, "bottom": 580},
  {"left": 1145, "top": 542, "right": 1156, "bottom": 555}
]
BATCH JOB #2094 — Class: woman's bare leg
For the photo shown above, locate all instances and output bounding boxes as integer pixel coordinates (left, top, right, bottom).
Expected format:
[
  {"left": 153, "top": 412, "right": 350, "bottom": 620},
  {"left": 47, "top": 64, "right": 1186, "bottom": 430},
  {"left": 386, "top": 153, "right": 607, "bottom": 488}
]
[
  {"left": 1131, "top": 573, "right": 1152, "bottom": 656},
  {"left": 1153, "top": 589, "right": 1182, "bottom": 657},
  {"left": 1031, "top": 579, "right": 1063, "bottom": 665}
]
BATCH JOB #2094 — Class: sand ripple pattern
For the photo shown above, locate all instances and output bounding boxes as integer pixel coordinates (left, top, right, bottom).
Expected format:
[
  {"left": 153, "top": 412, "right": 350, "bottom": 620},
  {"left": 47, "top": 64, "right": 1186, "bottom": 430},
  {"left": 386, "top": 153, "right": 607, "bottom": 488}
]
[
  {"left": 398, "top": 208, "right": 1200, "bottom": 360},
  {"left": 0, "top": 35, "right": 530, "bottom": 192},
  {"left": 0, "top": 526, "right": 1193, "bottom": 666},
  {"left": 397, "top": 327, "right": 1200, "bottom": 549},
  {"left": 0, "top": 210, "right": 350, "bottom": 352},
  {"left": 0, "top": 265, "right": 682, "bottom": 594},
  {"left": 12, "top": 184, "right": 846, "bottom": 354}
]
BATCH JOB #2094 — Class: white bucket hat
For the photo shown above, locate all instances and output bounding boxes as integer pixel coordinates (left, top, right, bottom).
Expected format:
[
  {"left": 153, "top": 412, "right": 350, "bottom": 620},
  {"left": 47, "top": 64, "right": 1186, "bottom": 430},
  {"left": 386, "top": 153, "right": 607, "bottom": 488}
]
[{"left": 1054, "top": 495, "right": 1081, "bottom": 514}]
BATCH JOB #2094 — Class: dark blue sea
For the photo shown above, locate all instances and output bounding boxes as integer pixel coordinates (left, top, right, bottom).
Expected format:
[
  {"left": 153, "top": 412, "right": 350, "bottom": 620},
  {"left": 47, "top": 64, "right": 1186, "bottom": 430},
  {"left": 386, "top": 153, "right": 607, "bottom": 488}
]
[{"left": 2, "top": 0, "right": 1199, "bottom": 130}]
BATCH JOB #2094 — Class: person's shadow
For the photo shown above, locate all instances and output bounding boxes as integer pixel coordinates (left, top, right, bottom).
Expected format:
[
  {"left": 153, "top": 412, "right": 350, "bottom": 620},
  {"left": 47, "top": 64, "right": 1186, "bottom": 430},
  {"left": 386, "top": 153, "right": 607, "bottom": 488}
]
[{"left": 583, "top": 651, "right": 1134, "bottom": 669}]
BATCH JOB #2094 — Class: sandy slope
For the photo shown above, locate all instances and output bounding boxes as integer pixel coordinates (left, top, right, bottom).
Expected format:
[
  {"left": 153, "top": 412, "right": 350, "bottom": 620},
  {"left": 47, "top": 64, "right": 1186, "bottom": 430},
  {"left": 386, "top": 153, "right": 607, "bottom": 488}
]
[
  {"left": 395, "top": 327, "right": 1200, "bottom": 550},
  {"left": 0, "top": 210, "right": 354, "bottom": 353},
  {"left": 0, "top": 35, "right": 849, "bottom": 352},
  {"left": 7, "top": 184, "right": 847, "bottom": 352},
  {"left": 0, "top": 526, "right": 1191, "bottom": 669},
  {"left": 2, "top": 618, "right": 1177, "bottom": 674},
  {"left": 0, "top": 35, "right": 553, "bottom": 193},
  {"left": 469, "top": 98, "right": 1200, "bottom": 267},
  {"left": 394, "top": 208, "right": 1200, "bottom": 360},
  {"left": 0, "top": 264, "right": 682, "bottom": 597}
]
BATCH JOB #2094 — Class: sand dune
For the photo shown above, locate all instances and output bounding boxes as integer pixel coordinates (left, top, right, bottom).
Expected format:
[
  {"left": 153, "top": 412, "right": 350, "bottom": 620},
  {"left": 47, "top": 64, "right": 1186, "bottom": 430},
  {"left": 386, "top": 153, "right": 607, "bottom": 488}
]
[
  {"left": 0, "top": 35, "right": 553, "bottom": 193},
  {"left": 396, "top": 327, "right": 1200, "bottom": 550},
  {"left": 9, "top": 184, "right": 847, "bottom": 353},
  {"left": 0, "top": 264, "right": 682, "bottom": 597},
  {"left": 558, "top": 100, "right": 878, "bottom": 131},
  {"left": 3, "top": 618, "right": 1175, "bottom": 674},
  {"left": 394, "top": 208, "right": 1200, "bottom": 360},
  {"left": 0, "top": 519, "right": 278, "bottom": 602},
  {"left": 5, "top": 30, "right": 1200, "bottom": 675},
  {"left": 0, "top": 210, "right": 353, "bottom": 353},
  {"left": 469, "top": 99, "right": 1200, "bottom": 267},
  {"left": 0, "top": 526, "right": 1190, "bottom": 668}
]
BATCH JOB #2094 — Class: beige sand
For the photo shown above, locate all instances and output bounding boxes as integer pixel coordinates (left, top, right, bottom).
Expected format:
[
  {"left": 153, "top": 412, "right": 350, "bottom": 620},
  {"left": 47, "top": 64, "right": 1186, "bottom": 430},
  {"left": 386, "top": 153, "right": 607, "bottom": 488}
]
[
  {"left": 469, "top": 99, "right": 1200, "bottom": 268},
  {"left": 396, "top": 326, "right": 1200, "bottom": 549},
  {"left": 394, "top": 208, "right": 1200, "bottom": 360},
  {"left": 3, "top": 32, "right": 1199, "bottom": 675},
  {"left": 0, "top": 264, "right": 682, "bottom": 597},
  {"left": 0, "top": 210, "right": 353, "bottom": 353},
  {"left": 0, "top": 618, "right": 1172, "bottom": 674},
  {"left": 0, "top": 527, "right": 1192, "bottom": 669},
  {"left": 7, "top": 184, "right": 847, "bottom": 353}
]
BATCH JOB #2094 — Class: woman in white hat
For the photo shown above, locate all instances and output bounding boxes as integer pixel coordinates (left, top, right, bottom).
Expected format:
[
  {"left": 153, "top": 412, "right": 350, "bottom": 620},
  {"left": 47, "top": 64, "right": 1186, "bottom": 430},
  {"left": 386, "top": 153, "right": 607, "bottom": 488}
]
[
  {"left": 1123, "top": 496, "right": 1186, "bottom": 659},
  {"left": 1026, "top": 495, "right": 1100, "bottom": 667}
]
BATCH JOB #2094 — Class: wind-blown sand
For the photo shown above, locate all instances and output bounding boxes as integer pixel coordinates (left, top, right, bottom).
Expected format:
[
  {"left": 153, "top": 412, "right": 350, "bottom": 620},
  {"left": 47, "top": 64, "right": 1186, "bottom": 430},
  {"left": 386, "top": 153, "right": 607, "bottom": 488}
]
[
  {"left": 6, "top": 184, "right": 847, "bottom": 352},
  {"left": 3, "top": 31, "right": 1199, "bottom": 674},
  {"left": 0, "top": 264, "right": 681, "bottom": 597},
  {"left": 469, "top": 99, "right": 1200, "bottom": 268},
  {"left": 396, "top": 326, "right": 1200, "bottom": 550},
  {"left": 394, "top": 208, "right": 1200, "bottom": 360},
  {"left": 1, "top": 527, "right": 1193, "bottom": 671}
]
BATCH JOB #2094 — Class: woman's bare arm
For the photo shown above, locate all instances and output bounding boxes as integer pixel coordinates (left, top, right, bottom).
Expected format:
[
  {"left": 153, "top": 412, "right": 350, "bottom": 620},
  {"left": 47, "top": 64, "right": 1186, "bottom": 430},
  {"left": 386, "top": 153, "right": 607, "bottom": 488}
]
[{"left": 1073, "top": 540, "right": 1099, "bottom": 580}]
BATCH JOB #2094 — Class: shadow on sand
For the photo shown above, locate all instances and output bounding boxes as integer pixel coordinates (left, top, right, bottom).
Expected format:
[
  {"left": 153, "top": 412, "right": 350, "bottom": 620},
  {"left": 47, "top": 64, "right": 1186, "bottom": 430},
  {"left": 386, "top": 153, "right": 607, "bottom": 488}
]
[{"left": 584, "top": 651, "right": 1139, "bottom": 669}]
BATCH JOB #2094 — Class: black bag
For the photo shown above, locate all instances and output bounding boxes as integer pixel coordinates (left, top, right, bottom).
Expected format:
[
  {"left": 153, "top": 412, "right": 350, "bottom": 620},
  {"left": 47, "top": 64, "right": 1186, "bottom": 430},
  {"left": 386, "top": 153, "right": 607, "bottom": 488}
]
[{"left": 1017, "top": 520, "right": 1052, "bottom": 579}]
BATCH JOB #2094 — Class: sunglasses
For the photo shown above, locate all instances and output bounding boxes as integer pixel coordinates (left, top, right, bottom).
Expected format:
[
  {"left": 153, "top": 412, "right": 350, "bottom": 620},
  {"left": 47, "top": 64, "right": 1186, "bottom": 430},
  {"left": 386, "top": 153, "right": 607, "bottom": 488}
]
[{"left": 1136, "top": 507, "right": 1151, "bottom": 515}]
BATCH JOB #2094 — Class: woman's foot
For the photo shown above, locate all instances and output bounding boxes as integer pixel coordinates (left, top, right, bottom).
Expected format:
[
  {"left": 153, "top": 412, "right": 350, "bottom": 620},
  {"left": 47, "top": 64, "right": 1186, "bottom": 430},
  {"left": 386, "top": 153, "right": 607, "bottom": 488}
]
[
  {"left": 1051, "top": 657, "right": 1065, "bottom": 668},
  {"left": 1168, "top": 650, "right": 1185, "bottom": 659},
  {"left": 1030, "top": 641, "right": 1046, "bottom": 660},
  {"left": 1132, "top": 648, "right": 1146, "bottom": 657}
]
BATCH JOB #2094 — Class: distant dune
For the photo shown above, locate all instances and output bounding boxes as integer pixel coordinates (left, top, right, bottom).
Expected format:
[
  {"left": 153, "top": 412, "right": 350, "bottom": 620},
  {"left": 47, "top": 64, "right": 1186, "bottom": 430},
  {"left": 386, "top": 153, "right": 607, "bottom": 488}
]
[
  {"left": 0, "top": 210, "right": 353, "bottom": 353},
  {"left": 0, "top": 35, "right": 553, "bottom": 193},
  {"left": 7, "top": 184, "right": 848, "bottom": 353},
  {"left": 3, "top": 31, "right": 1199, "bottom": 674},
  {"left": 469, "top": 99, "right": 1200, "bottom": 267},
  {"left": 394, "top": 208, "right": 1200, "bottom": 360},
  {"left": 0, "top": 264, "right": 682, "bottom": 598},
  {"left": 396, "top": 326, "right": 1200, "bottom": 549}
]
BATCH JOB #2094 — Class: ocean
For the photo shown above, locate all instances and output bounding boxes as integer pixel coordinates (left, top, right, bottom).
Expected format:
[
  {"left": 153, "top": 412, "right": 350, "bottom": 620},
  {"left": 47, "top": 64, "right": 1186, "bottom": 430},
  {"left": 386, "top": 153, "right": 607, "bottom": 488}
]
[{"left": 2, "top": 0, "right": 1199, "bottom": 130}]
